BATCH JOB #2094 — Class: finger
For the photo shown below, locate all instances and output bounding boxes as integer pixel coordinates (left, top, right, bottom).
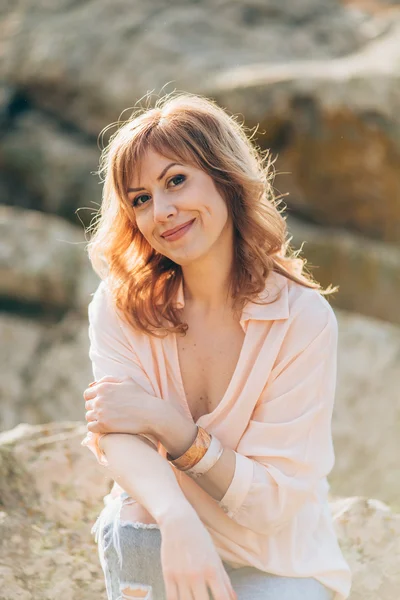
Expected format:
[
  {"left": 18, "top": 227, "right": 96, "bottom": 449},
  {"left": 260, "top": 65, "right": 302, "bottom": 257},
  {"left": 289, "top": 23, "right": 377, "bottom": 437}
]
[
  {"left": 87, "top": 420, "right": 102, "bottom": 433},
  {"left": 83, "top": 388, "right": 97, "bottom": 401},
  {"left": 176, "top": 580, "right": 195, "bottom": 600},
  {"left": 188, "top": 576, "right": 208, "bottom": 600},
  {"left": 163, "top": 574, "right": 179, "bottom": 600},
  {"left": 208, "top": 572, "right": 232, "bottom": 600},
  {"left": 221, "top": 568, "right": 237, "bottom": 600},
  {"left": 85, "top": 409, "right": 97, "bottom": 423},
  {"left": 84, "top": 400, "right": 93, "bottom": 411},
  {"left": 97, "top": 376, "right": 123, "bottom": 384}
]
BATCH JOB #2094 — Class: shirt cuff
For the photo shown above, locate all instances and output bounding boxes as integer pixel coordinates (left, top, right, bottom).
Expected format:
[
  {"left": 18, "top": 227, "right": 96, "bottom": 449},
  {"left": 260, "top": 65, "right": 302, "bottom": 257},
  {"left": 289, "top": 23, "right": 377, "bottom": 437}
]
[{"left": 217, "top": 451, "right": 254, "bottom": 517}]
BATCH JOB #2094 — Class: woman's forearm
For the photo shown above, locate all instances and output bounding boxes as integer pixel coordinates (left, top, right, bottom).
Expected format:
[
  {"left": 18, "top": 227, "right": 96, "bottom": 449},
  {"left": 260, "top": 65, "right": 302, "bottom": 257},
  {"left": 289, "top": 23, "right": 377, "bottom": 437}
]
[
  {"left": 99, "top": 433, "right": 197, "bottom": 525},
  {"left": 154, "top": 405, "right": 236, "bottom": 502}
]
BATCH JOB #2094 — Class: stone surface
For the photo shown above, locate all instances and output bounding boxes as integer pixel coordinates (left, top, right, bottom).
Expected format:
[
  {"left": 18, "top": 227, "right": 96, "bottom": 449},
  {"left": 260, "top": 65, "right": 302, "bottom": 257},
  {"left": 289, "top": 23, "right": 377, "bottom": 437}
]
[
  {"left": 0, "top": 422, "right": 399, "bottom": 599},
  {"left": 0, "top": 0, "right": 375, "bottom": 137},
  {"left": 0, "top": 0, "right": 392, "bottom": 226},
  {"left": 0, "top": 314, "right": 43, "bottom": 432},
  {"left": 1, "top": 294, "right": 399, "bottom": 513},
  {"left": 1, "top": 205, "right": 399, "bottom": 328},
  {"left": 333, "top": 310, "right": 400, "bottom": 512},
  {"left": 287, "top": 216, "right": 400, "bottom": 325},
  {"left": 0, "top": 205, "right": 99, "bottom": 314},
  {"left": 0, "top": 111, "right": 100, "bottom": 223},
  {"left": 0, "top": 312, "right": 93, "bottom": 432},
  {"left": 0, "top": 423, "right": 109, "bottom": 600},
  {"left": 330, "top": 496, "right": 400, "bottom": 600},
  {"left": 207, "top": 17, "right": 400, "bottom": 243}
]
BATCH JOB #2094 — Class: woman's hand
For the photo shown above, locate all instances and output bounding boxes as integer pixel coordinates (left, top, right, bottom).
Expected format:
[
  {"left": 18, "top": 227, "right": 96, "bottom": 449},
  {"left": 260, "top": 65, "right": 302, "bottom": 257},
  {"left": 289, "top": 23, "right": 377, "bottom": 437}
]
[
  {"left": 83, "top": 375, "right": 162, "bottom": 436},
  {"left": 159, "top": 509, "right": 237, "bottom": 600}
]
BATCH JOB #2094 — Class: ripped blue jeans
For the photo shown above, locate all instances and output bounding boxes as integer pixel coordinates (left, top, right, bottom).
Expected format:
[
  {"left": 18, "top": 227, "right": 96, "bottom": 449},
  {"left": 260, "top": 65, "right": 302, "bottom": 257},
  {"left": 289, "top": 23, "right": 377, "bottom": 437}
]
[{"left": 92, "top": 492, "right": 335, "bottom": 600}]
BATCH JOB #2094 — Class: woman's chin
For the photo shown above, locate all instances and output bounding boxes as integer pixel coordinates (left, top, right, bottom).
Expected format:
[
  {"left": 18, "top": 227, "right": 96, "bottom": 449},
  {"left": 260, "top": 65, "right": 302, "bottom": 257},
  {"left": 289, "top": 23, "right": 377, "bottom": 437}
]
[{"left": 166, "top": 248, "right": 205, "bottom": 267}]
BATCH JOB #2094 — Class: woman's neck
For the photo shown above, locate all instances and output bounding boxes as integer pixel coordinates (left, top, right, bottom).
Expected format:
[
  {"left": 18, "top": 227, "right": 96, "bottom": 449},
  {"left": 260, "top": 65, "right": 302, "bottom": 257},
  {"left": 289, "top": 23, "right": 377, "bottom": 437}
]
[{"left": 181, "top": 256, "right": 234, "bottom": 315}]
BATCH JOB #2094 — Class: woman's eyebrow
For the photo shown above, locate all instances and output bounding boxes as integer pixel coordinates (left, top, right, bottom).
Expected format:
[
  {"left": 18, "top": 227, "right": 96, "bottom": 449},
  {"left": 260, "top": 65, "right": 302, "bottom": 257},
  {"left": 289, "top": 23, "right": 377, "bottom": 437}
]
[{"left": 127, "top": 162, "right": 182, "bottom": 193}]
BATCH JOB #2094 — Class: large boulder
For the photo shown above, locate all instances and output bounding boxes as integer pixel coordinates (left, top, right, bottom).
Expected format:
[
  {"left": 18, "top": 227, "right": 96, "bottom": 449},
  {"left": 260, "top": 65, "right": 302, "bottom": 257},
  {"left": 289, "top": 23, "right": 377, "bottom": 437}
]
[
  {"left": 287, "top": 216, "right": 400, "bottom": 325},
  {"left": 331, "top": 496, "right": 400, "bottom": 600},
  {"left": 207, "top": 17, "right": 400, "bottom": 243},
  {"left": 1, "top": 296, "right": 400, "bottom": 512},
  {"left": 0, "top": 312, "right": 93, "bottom": 431},
  {"left": 0, "top": 0, "right": 392, "bottom": 223},
  {"left": 333, "top": 310, "right": 400, "bottom": 511},
  {"left": 0, "top": 0, "right": 376, "bottom": 137},
  {"left": 0, "top": 205, "right": 99, "bottom": 314},
  {"left": 1, "top": 205, "right": 399, "bottom": 326},
  {"left": 0, "top": 422, "right": 399, "bottom": 599},
  {"left": 0, "top": 423, "right": 108, "bottom": 600},
  {"left": 0, "top": 112, "right": 100, "bottom": 223}
]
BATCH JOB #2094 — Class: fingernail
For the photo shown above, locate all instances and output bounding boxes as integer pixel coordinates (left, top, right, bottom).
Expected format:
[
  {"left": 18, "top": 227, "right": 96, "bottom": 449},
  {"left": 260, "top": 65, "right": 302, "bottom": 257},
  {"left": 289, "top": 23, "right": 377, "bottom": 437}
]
[{"left": 88, "top": 381, "right": 97, "bottom": 387}]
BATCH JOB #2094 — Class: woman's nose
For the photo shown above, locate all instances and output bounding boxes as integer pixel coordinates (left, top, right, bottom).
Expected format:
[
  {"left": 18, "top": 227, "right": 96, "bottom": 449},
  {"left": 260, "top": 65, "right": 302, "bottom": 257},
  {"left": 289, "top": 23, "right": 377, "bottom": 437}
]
[{"left": 152, "top": 192, "right": 177, "bottom": 222}]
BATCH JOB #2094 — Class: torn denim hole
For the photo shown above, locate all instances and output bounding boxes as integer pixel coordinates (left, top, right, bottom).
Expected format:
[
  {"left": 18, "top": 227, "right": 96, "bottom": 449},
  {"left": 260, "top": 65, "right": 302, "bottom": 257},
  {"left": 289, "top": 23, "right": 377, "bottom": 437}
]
[
  {"left": 119, "top": 581, "right": 153, "bottom": 599},
  {"left": 92, "top": 491, "right": 160, "bottom": 571}
]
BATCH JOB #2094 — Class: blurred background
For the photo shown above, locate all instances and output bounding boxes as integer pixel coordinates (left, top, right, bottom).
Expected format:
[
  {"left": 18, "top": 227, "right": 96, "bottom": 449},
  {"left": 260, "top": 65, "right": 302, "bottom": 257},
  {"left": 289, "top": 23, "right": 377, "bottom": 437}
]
[{"left": 0, "top": 1, "right": 400, "bottom": 597}]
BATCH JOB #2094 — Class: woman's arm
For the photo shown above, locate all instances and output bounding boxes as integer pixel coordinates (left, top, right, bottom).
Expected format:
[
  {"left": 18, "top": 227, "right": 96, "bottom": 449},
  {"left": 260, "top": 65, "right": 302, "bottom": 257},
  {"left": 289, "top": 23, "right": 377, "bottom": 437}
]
[
  {"left": 83, "top": 282, "right": 201, "bottom": 522},
  {"left": 98, "top": 432, "right": 197, "bottom": 525},
  {"left": 154, "top": 406, "right": 237, "bottom": 503},
  {"left": 206, "top": 300, "right": 339, "bottom": 534},
  {"left": 156, "top": 297, "right": 339, "bottom": 534}
]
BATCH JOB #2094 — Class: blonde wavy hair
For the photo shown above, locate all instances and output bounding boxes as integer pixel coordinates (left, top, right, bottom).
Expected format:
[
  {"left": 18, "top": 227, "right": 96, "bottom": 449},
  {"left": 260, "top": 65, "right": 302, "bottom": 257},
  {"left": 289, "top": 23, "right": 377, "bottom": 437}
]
[{"left": 86, "top": 91, "right": 337, "bottom": 337}]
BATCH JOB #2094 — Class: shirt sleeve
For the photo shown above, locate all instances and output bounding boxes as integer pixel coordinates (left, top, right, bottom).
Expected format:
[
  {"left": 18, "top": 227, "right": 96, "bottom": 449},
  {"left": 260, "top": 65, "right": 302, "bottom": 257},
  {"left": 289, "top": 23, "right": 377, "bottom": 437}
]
[
  {"left": 217, "top": 297, "right": 338, "bottom": 536},
  {"left": 81, "top": 281, "right": 159, "bottom": 465}
]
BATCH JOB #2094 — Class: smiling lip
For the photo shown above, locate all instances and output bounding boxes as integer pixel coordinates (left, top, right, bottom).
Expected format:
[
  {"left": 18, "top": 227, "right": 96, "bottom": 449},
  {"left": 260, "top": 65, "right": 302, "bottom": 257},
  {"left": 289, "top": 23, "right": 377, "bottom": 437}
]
[{"left": 161, "top": 219, "right": 196, "bottom": 238}]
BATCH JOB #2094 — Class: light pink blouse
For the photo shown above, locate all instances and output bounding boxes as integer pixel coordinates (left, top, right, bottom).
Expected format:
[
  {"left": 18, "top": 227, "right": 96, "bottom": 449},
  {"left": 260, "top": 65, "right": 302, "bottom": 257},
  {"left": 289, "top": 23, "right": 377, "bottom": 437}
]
[{"left": 82, "top": 270, "right": 352, "bottom": 599}]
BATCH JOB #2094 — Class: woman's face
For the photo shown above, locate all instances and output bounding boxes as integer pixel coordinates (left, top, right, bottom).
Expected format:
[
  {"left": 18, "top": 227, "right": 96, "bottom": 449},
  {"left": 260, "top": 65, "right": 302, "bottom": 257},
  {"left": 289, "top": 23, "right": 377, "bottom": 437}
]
[{"left": 127, "top": 149, "right": 232, "bottom": 266}]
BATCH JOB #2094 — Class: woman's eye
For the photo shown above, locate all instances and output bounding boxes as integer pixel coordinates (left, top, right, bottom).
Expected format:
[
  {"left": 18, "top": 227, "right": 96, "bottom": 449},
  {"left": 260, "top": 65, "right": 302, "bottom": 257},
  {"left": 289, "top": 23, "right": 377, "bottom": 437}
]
[
  {"left": 132, "top": 175, "right": 185, "bottom": 207},
  {"left": 169, "top": 174, "right": 186, "bottom": 187},
  {"left": 132, "top": 194, "right": 151, "bottom": 208}
]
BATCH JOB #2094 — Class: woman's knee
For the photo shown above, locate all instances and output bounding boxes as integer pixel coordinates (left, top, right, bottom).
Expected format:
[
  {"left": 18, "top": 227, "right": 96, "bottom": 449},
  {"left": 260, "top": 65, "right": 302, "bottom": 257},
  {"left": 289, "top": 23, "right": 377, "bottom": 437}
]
[
  {"left": 103, "top": 520, "right": 163, "bottom": 574},
  {"left": 102, "top": 522, "right": 165, "bottom": 599}
]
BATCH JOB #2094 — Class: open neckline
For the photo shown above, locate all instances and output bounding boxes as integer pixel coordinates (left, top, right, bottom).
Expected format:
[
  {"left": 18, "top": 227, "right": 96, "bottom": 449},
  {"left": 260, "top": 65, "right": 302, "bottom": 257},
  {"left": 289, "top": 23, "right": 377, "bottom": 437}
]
[{"left": 172, "top": 327, "right": 249, "bottom": 426}]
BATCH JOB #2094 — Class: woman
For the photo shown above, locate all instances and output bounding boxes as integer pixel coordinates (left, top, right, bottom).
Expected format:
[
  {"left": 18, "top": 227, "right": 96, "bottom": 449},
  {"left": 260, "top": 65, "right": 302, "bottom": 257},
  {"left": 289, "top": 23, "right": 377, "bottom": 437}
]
[{"left": 81, "top": 92, "right": 352, "bottom": 600}]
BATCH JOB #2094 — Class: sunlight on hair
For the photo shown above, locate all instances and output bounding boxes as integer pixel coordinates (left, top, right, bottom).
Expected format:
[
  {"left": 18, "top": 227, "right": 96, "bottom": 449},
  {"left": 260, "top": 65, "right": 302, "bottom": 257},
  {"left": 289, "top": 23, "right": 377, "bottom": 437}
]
[{"left": 85, "top": 91, "right": 338, "bottom": 337}]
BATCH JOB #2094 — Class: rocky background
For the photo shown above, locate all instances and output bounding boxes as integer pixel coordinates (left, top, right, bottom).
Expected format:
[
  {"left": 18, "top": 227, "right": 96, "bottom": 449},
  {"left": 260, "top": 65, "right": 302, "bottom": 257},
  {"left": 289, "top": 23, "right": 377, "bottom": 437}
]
[{"left": 1, "top": 0, "right": 399, "bottom": 598}]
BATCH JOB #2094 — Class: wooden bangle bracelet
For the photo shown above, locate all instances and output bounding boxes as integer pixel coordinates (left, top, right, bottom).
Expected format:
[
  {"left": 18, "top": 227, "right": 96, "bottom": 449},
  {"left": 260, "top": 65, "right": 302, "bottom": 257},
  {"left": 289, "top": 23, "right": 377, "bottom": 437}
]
[{"left": 167, "top": 426, "right": 211, "bottom": 471}]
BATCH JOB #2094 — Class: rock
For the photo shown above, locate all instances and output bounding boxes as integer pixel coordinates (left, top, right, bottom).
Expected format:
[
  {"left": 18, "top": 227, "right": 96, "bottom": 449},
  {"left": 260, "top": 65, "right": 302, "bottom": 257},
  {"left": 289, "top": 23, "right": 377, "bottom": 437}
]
[
  {"left": 0, "top": 111, "right": 100, "bottom": 224},
  {"left": 0, "top": 315, "right": 43, "bottom": 431},
  {"left": 0, "top": 312, "right": 93, "bottom": 431},
  {"left": 331, "top": 496, "right": 400, "bottom": 600},
  {"left": 23, "top": 311, "right": 93, "bottom": 425},
  {"left": 0, "top": 422, "right": 109, "bottom": 523},
  {"left": 333, "top": 309, "right": 400, "bottom": 512},
  {"left": 207, "top": 17, "right": 400, "bottom": 243},
  {"left": 0, "top": 422, "right": 399, "bottom": 599},
  {"left": 0, "top": 0, "right": 375, "bottom": 137},
  {"left": 0, "top": 0, "right": 391, "bottom": 222},
  {"left": 0, "top": 423, "right": 109, "bottom": 600},
  {"left": 0, "top": 205, "right": 100, "bottom": 314},
  {"left": 1, "top": 297, "right": 400, "bottom": 514},
  {"left": 287, "top": 216, "right": 400, "bottom": 325}
]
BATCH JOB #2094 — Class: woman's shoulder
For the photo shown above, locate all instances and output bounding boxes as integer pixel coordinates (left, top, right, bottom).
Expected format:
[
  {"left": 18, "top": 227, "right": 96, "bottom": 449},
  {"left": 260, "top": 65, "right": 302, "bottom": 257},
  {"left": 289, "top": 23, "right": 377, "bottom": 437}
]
[
  {"left": 88, "top": 279, "right": 127, "bottom": 333},
  {"left": 276, "top": 271, "right": 338, "bottom": 336},
  {"left": 89, "top": 279, "right": 113, "bottom": 316},
  {"left": 89, "top": 279, "right": 148, "bottom": 345}
]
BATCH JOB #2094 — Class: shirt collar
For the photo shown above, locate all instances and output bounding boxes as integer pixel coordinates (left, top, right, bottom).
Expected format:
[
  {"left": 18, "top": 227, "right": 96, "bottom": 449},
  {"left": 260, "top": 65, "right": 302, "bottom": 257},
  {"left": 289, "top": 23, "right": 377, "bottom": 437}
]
[
  {"left": 240, "top": 270, "right": 289, "bottom": 324},
  {"left": 171, "top": 269, "right": 290, "bottom": 326}
]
